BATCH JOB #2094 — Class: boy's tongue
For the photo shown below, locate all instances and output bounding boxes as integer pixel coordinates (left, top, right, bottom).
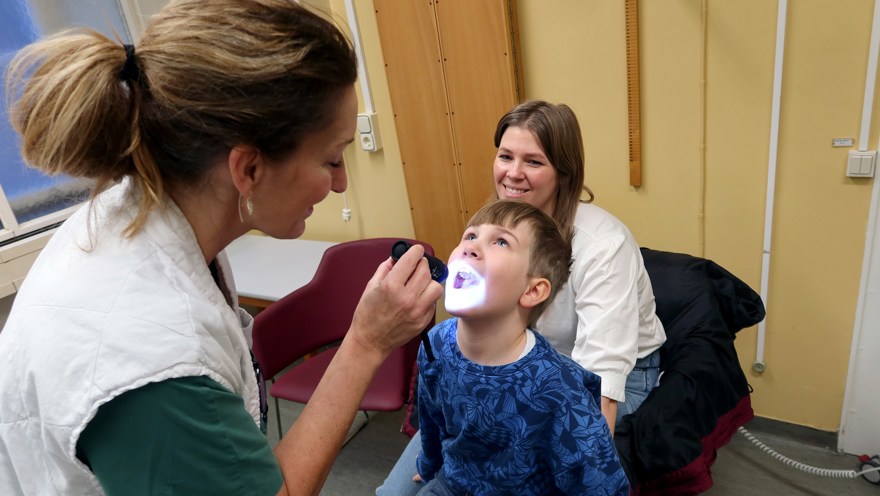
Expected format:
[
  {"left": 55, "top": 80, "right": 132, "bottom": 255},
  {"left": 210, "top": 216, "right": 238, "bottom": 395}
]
[{"left": 451, "top": 263, "right": 479, "bottom": 289}]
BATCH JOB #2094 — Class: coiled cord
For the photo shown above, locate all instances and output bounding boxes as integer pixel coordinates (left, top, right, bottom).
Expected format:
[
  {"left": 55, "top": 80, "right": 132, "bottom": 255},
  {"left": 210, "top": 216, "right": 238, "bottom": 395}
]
[{"left": 738, "top": 426, "right": 880, "bottom": 480}]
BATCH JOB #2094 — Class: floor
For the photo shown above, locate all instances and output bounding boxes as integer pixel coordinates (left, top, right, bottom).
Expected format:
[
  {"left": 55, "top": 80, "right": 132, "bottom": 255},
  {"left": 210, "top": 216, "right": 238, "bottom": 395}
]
[
  {"left": 267, "top": 401, "right": 411, "bottom": 495},
  {"left": 268, "top": 399, "right": 880, "bottom": 496}
]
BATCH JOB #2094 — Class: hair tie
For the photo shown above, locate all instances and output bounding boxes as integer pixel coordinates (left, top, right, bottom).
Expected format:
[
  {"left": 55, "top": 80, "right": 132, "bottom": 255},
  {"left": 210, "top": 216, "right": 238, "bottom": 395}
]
[{"left": 119, "top": 44, "right": 141, "bottom": 83}]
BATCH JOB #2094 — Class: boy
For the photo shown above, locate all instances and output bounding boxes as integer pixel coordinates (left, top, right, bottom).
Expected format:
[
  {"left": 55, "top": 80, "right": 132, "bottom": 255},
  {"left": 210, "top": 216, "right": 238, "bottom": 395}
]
[{"left": 416, "top": 199, "right": 629, "bottom": 495}]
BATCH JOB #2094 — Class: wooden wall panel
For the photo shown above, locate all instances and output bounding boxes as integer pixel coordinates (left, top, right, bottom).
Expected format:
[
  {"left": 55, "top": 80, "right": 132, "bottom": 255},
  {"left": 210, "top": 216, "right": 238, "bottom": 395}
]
[
  {"left": 374, "top": 0, "right": 521, "bottom": 261},
  {"left": 437, "top": 0, "right": 522, "bottom": 219},
  {"left": 374, "top": 0, "right": 464, "bottom": 260}
]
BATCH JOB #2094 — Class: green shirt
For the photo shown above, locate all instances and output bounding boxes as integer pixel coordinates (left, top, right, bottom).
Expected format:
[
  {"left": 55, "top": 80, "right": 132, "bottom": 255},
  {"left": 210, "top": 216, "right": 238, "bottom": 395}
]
[{"left": 76, "top": 376, "right": 283, "bottom": 495}]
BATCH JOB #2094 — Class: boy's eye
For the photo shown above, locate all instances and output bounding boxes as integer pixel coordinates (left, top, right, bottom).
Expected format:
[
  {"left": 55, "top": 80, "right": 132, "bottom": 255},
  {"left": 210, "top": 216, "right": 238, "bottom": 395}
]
[
  {"left": 464, "top": 233, "right": 477, "bottom": 241},
  {"left": 328, "top": 160, "right": 343, "bottom": 168},
  {"left": 496, "top": 238, "right": 510, "bottom": 247}
]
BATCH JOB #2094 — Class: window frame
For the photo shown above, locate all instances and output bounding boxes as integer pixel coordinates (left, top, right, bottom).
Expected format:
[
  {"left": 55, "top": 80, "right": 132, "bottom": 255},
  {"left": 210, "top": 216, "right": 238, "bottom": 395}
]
[
  {"left": 0, "top": 0, "right": 145, "bottom": 294},
  {"left": 0, "top": 0, "right": 144, "bottom": 245}
]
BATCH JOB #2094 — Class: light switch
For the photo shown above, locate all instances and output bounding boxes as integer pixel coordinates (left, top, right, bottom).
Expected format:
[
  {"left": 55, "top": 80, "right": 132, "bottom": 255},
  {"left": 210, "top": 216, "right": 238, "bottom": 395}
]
[
  {"left": 357, "top": 114, "right": 372, "bottom": 134},
  {"left": 862, "top": 155, "right": 875, "bottom": 175},
  {"left": 848, "top": 152, "right": 863, "bottom": 176},
  {"left": 847, "top": 150, "right": 877, "bottom": 178}
]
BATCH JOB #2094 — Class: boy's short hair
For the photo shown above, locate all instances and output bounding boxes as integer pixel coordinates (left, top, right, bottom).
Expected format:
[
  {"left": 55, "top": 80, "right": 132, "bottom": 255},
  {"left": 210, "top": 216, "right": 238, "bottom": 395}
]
[{"left": 467, "top": 199, "right": 573, "bottom": 325}]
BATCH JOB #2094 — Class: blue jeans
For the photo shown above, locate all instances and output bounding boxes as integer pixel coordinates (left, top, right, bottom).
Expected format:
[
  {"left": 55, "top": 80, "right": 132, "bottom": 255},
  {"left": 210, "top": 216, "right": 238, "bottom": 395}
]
[
  {"left": 415, "top": 470, "right": 458, "bottom": 496},
  {"left": 616, "top": 348, "right": 661, "bottom": 421},
  {"left": 376, "top": 429, "right": 423, "bottom": 496},
  {"left": 376, "top": 349, "right": 661, "bottom": 496}
]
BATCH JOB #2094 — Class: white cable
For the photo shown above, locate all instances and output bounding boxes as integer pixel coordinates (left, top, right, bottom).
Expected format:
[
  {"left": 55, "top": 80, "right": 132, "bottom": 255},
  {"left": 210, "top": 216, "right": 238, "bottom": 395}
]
[
  {"left": 738, "top": 427, "right": 880, "bottom": 480},
  {"left": 341, "top": 192, "right": 351, "bottom": 222}
]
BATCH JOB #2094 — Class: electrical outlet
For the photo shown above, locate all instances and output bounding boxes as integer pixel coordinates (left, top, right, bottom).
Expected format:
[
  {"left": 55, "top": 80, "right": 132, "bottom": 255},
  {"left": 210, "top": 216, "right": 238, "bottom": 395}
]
[{"left": 360, "top": 133, "right": 376, "bottom": 152}]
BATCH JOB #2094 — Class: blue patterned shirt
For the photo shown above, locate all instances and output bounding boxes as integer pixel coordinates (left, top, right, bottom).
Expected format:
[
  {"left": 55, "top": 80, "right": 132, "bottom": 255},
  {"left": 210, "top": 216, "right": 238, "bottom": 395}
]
[{"left": 417, "top": 318, "right": 630, "bottom": 495}]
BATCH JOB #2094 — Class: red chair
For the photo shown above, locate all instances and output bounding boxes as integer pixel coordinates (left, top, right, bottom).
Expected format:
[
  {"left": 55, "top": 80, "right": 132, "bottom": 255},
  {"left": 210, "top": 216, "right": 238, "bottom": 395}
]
[{"left": 251, "top": 238, "right": 435, "bottom": 440}]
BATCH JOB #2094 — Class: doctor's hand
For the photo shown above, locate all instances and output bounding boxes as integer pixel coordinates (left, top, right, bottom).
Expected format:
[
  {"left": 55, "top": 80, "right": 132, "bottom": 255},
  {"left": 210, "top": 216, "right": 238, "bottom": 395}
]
[{"left": 349, "top": 243, "right": 443, "bottom": 357}]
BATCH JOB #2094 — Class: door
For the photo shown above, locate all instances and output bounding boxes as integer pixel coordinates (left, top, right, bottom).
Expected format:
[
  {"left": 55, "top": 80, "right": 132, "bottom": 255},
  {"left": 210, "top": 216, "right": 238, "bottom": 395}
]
[
  {"left": 841, "top": 185, "right": 880, "bottom": 455},
  {"left": 374, "top": 0, "right": 523, "bottom": 260}
]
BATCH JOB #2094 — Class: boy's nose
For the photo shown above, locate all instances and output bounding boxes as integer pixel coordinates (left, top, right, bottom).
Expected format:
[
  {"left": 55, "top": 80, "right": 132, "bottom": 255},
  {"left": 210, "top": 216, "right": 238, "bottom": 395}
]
[{"left": 462, "top": 244, "right": 480, "bottom": 258}]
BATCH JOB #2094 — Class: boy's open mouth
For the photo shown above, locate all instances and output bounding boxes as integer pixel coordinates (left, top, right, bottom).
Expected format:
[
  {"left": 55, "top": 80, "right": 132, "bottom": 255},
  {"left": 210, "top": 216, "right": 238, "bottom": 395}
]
[{"left": 453, "top": 267, "right": 479, "bottom": 289}]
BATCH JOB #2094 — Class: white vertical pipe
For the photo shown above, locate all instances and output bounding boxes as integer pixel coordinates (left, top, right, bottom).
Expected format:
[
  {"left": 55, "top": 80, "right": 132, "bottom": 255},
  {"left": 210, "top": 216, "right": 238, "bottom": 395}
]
[
  {"left": 342, "top": 0, "right": 374, "bottom": 222},
  {"left": 755, "top": 0, "right": 788, "bottom": 373},
  {"left": 859, "top": 0, "right": 880, "bottom": 151},
  {"left": 344, "top": 0, "right": 374, "bottom": 114}
]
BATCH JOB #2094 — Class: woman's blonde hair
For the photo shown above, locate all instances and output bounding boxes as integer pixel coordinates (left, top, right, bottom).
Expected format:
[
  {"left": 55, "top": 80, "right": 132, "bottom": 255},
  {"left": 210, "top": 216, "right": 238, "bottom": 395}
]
[
  {"left": 493, "top": 100, "right": 594, "bottom": 238},
  {"left": 5, "top": 0, "right": 357, "bottom": 235}
]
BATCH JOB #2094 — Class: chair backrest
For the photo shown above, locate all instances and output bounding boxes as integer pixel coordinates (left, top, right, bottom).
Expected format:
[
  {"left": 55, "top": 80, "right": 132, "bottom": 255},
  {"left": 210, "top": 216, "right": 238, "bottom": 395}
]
[{"left": 252, "top": 238, "right": 434, "bottom": 380}]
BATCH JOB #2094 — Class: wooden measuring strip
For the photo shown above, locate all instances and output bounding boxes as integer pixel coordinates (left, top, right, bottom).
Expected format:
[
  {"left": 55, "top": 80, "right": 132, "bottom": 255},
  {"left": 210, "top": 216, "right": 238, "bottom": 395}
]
[{"left": 625, "top": 0, "right": 642, "bottom": 187}]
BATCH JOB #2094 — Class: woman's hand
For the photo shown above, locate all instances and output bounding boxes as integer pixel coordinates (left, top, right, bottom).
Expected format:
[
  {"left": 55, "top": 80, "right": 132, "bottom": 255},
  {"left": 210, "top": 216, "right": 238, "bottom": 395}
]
[
  {"left": 274, "top": 244, "right": 442, "bottom": 495},
  {"left": 349, "top": 243, "right": 444, "bottom": 356},
  {"left": 601, "top": 396, "right": 618, "bottom": 436}
]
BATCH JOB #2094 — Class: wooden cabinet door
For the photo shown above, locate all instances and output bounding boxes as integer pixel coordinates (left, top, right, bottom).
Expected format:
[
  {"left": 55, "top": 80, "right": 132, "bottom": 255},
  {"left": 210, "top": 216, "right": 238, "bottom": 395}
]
[{"left": 375, "top": 0, "right": 522, "bottom": 261}]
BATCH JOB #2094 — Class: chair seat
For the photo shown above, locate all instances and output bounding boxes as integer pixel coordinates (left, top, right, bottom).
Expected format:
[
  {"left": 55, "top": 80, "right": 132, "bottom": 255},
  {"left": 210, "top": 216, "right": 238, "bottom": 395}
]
[{"left": 270, "top": 345, "right": 412, "bottom": 412}]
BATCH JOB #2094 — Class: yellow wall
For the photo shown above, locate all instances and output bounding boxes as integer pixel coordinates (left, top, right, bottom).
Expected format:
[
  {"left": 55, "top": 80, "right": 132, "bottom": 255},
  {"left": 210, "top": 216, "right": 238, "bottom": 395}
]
[
  {"left": 513, "top": 0, "right": 877, "bottom": 431},
  {"left": 301, "top": 0, "right": 416, "bottom": 243},
  {"left": 748, "top": 0, "right": 876, "bottom": 428},
  {"left": 319, "top": 0, "right": 879, "bottom": 431}
]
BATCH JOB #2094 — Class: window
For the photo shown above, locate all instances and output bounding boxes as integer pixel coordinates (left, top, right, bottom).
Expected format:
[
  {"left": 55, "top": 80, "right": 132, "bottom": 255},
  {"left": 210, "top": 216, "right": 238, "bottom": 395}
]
[
  {"left": 0, "top": 0, "right": 136, "bottom": 246},
  {"left": 0, "top": 0, "right": 142, "bottom": 299}
]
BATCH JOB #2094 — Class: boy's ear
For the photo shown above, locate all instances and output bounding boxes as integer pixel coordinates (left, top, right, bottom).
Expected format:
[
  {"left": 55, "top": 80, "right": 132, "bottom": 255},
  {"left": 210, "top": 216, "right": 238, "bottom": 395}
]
[
  {"left": 227, "top": 145, "right": 265, "bottom": 195},
  {"left": 519, "top": 277, "right": 551, "bottom": 310}
]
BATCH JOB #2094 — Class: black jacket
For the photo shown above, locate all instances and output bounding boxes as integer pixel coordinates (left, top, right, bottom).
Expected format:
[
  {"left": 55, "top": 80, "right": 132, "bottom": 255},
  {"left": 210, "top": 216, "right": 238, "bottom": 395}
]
[{"left": 614, "top": 248, "right": 765, "bottom": 495}]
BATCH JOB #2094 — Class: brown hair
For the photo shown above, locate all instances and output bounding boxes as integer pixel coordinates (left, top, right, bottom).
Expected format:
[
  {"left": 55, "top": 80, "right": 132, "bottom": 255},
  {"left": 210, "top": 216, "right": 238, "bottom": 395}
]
[
  {"left": 5, "top": 0, "right": 356, "bottom": 235},
  {"left": 467, "top": 199, "right": 572, "bottom": 326},
  {"left": 493, "top": 100, "right": 594, "bottom": 238}
]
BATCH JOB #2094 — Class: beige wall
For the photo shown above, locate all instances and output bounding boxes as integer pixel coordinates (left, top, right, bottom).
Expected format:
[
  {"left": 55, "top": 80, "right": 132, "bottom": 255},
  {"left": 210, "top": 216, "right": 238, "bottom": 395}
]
[
  {"left": 301, "top": 0, "right": 416, "bottom": 243},
  {"left": 545, "top": 0, "right": 877, "bottom": 430},
  {"left": 513, "top": 0, "right": 877, "bottom": 431},
  {"left": 332, "top": 0, "right": 877, "bottom": 431},
  {"left": 133, "top": 0, "right": 877, "bottom": 431}
]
